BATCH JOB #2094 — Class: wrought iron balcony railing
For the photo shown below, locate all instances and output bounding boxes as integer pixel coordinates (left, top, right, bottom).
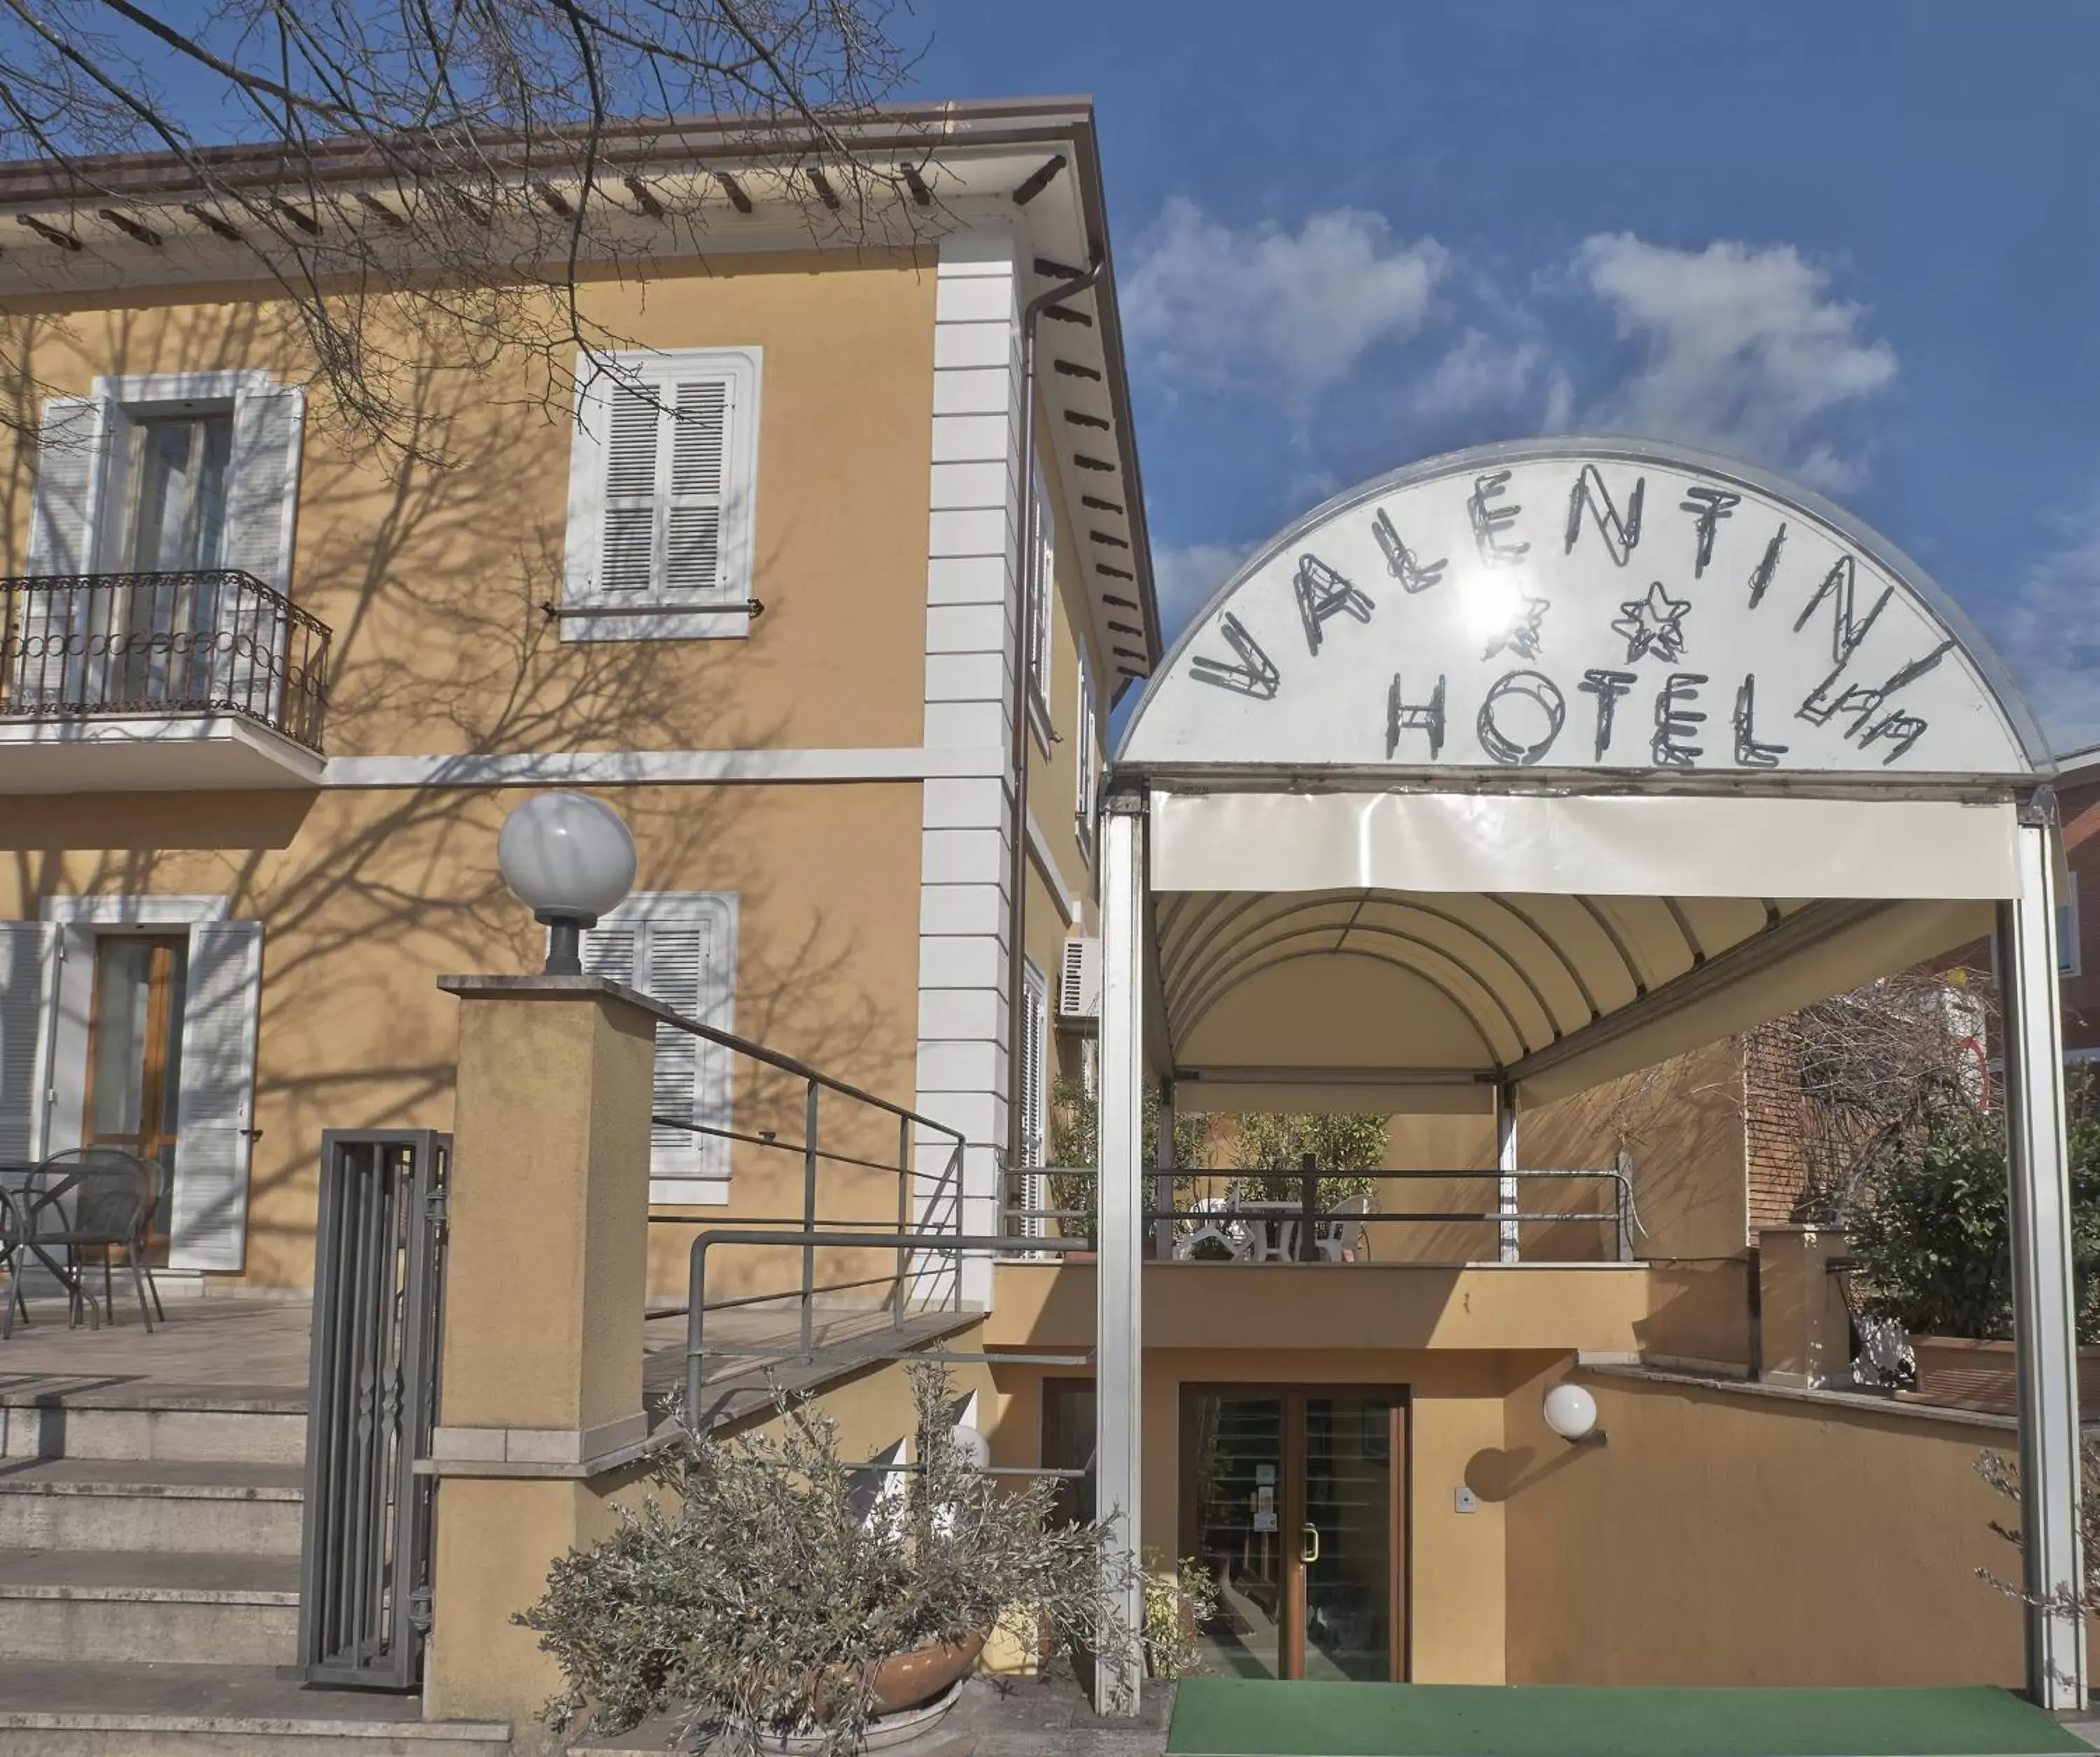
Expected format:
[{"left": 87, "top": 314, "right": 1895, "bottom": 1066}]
[{"left": 0, "top": 570, "right": 332, "bottom": 754}]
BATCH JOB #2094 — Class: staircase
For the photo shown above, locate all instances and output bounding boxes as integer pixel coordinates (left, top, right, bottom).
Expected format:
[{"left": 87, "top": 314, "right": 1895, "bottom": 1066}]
[{"left": 0, "top": 1385, "right": 510, "bottom": 1754}]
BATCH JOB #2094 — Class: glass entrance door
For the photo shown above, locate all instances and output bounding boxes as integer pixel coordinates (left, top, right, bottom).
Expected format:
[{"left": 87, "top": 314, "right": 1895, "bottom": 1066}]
[
  {"left": 82, "top": 933, "right": 188, "bottom": 1261},
  {"left": 1181, "top": 1387, "right": 1404, "bottom": 1681}
]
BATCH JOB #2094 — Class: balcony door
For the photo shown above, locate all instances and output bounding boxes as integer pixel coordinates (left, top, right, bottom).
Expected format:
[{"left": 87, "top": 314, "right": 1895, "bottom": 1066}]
[
  {"left": 1179, "top": 1386, "right": 1406, "bottom": 1681},
  {"left": 81, "top": 933, "right": 188, "bottom": 1261},
  {"left": 108, "top": 414, "right": 235, "bottom": 709}
]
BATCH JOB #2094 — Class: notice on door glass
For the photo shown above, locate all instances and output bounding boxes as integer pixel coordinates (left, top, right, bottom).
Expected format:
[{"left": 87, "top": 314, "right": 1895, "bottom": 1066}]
[{"left": 1253, "top": 1483, "right": 1277, "bottom": 1532}]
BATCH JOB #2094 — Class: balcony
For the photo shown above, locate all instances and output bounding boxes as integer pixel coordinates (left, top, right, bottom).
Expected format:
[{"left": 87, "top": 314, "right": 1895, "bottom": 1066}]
[{"left": 0, "top": 571, "right": 330, "bottom": 792}]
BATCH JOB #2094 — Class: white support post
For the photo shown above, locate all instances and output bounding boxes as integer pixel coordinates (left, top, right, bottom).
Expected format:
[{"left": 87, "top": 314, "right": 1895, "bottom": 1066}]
[
  {"left": 1998, "top": 804, "right": 2087, "bottom": 1711},
  {"left": 1494, "top": 1080, "right": 1520, "bottom": 1264},
  {"left": 1154, "top": 1080, "right": 1177, "bottom": 1263},
  {"left": 1093, "top": 794, "right": 1147, "bottom": 1717}
]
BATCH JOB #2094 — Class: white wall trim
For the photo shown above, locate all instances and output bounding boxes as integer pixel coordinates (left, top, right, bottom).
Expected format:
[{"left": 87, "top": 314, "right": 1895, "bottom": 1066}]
[
  {"left": 322, "top": 744, "right": 1008, "bottom": 789},
  {"left": 41, "top": 893, "right": 231, "bottom": 925},
  {"left": 91, "top": 369, "right": 273, "bottom": 407},
  {"left": 916, "top": 227, "right": 1024, "bottom": 1309},
  {"left": 1024, "top": 808, "right": 1079, "bottom": 928}
]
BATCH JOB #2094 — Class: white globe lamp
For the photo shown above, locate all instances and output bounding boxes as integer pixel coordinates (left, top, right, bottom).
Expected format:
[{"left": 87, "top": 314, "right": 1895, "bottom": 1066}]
[
  {"left": 948, "top": 1422, "right": 992, "bottom": 1472},
  {"left": 1542, "top": 1382, "right": 1600, "bottom": 1444},
  {"left": 497, "top": 792, "right": 637, "bottom": 975}
]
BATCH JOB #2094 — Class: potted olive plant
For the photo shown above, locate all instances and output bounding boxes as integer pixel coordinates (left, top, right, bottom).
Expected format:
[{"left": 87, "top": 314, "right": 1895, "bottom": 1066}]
[{"left": 521, "top": 1364, "right": 1140, "bottom": 1755}]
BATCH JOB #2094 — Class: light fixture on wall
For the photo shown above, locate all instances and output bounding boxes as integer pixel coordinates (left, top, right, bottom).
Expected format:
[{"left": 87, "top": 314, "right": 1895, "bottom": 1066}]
[
  {"left": 948, "top": 1422, "right": 992, "bottom": 1471},
  {"left": 1543, "top": 1382, "right": 1604, "bottom": 1446},
  {"left": 497, "top": 792, "right": 637, "bottom": 976}
]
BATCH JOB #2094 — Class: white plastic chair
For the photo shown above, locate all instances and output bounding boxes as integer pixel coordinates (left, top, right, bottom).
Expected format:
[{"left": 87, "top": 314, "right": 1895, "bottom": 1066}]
[
  {"left": 1176, "top": 1195, "right": 1249, "bottom": 1261},
  {"left": 1317, "top": 1194, "right": 1370, "bottom": 1264}
]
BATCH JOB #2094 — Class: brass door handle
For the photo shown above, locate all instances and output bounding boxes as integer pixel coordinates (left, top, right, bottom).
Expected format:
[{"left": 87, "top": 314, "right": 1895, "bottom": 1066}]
[{"left": 1301, "top": 1522, "right": 1321, "bottom": 1564}]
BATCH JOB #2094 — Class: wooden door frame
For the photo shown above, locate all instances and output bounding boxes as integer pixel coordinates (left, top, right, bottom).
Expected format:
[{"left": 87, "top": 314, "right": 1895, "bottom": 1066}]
[{"left": 1177, "top": 1382, "right": 1410, "bottom": 1682}]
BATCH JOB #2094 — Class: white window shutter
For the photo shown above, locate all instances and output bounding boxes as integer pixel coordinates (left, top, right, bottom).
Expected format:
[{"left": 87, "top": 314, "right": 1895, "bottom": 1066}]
[
  {"left": 579, "top": 895, "right": 736, "bottom": 1204},
  {"left": 168, "top": 920, "right": 262, "bottom": 1271},
  {"left": 0, "top": 923, "right": 57, "bottom": 1164},
  {"left": 27, "top": 396, "right": 111, "bottom": 576},
  {"left": 598, "top": 378, "right": 662, "bottom": 596},
  {"left": 222, "top": 385, "right": 304, "bottom": 592},
  {"left": 1021, "top": 965, "right": 1048, "bottom": 1168},
  {"left": 1029, "top": 461, "right": 1055, "bottom": 707},
  {"left": 1075, "top": 664, "right": 1098, "bottom": 847},
  {"left": 578, "top": 920, "right": 638, "bottom": 990},
  {"left": 18, "top": 398, "right": 110, "bottom": 708},
  {"left": 562, "top": 349, "right": 757, "bottom": 642},
  {"left": 664, "top": 378, "right": 728, "bottom": 598}
]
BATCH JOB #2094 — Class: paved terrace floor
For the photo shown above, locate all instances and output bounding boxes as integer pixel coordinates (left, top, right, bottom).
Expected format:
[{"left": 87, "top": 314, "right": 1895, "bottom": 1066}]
[{"left": 0, "top": 1290, "right": 978, "bottom": 1427}]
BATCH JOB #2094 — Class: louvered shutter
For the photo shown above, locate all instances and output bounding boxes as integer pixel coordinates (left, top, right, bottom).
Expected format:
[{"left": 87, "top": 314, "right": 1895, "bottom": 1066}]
[
  {"left": 17, "top": 398, "right": 110, "bottom": 708},
  {"left": 664, "top": 379, "right": 728, "bottom": 598},
  {"left": 598, "top": 379, "right": 661, "bottom": 598},
  {"left": 219, "top": 385, "right": 304, "bottom": 723},
  {"left": 0, "top": 923, "right": 57, "bottom": 1164},
  {"left": 642, "top": 914, "right": 713, "bottom": 1200},
  {"left": 578, "top": 899, "right": 735, "bottom": 1203},
  {"left": 563, "top": 350, "right": 757, "bottom": 639},
  {"left": 168, "top": 920, "right": 262, "bottom": 1271},
  {"left": 1028, "top": 461, "right": 1055, "bottom": 707},
  {"left": 1020, "top": 964, "right": 1048, "bottom": 1170},
  {"left": 1074, "top": 664, "right": 1098, "bottom": 848}
]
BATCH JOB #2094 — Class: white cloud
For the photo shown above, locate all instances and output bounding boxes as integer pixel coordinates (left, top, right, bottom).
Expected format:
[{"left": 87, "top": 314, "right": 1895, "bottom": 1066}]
[
  {"left": 1125, "top": 197, "right": 1448, "bottom": 406},
  {"left": 1413, "top": 329, "right": 1544, "bottom": 416},
  {"left": 1152, "top": 540, "right": 1250, "bottom": 640},
  {"left": 1575, "top": 234, "right": 1897, "bottom": 491},
  {"left": 1980, "top": 503, "right": 2100, "bottom": 754}
]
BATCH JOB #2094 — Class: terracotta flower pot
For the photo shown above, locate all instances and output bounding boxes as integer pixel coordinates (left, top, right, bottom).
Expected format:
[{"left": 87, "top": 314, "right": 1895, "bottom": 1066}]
[
  {"left": 864, "top": 1632, "right": 985, "bottom": 1716},
  {"left": 800, "top": 1630, "right": 986, "bottom": 1723}
]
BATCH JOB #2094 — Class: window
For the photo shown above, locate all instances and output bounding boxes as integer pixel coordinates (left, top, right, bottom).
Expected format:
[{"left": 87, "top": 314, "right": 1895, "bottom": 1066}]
[
  {"left": 1020, "top": 960, "right": 1049, "bottom": 1171},
  {"left": 564, "top": 348, "right": 761, "bottom": 641},
  {"left": 1074, "top": 662, "right": 1098, "bottom": 854},
  {"left": 576, "top": 892, "right": 738, "bottom": 1203},
  {"left": 2062, "top": 872, "right": 2082, "bottom": 981},
  {"left": 1026, "top": 458, "right": 1056, "bottom": 734},
  {"left": 2, "top": 899, "right": 262, "bottom": 1273},
  {"left": 21, "top": 376, "right": 304, "bottom": 715},
  {"left": 26, "top": 372, "right": 304, "bottom": 587},
  {"left": 125, "top": 416, "right": 234, "bottom": 570}
]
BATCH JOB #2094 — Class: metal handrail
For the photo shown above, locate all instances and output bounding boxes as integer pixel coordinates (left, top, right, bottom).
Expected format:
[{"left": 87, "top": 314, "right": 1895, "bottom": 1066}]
[
  {"left": 636, "top": 1001, "right": 975, "bottom": 1367},
  {"left": 1, "top": 569, "right": 332, "bottom": 752},
  {"left": 686, "top": 1228, "right": 1090, "bottom": 1417},
  {"left": 1004, "top": 1163, "right": 1638, "bottom": 1262}
]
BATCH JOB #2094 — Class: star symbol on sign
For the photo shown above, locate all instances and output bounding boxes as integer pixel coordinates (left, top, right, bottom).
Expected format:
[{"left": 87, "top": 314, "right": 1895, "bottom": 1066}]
[
  {"left": 1612, "top": 580, "right": 1692, "bottom": 664},
  {"left": 1482, "top": 595, "right": 1550, "bottom": 661}
]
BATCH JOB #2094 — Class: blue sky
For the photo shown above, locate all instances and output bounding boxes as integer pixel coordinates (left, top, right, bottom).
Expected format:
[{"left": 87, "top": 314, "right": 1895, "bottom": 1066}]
[{"left": 900, "top": 1, "right": 2100, "bottom": 750}]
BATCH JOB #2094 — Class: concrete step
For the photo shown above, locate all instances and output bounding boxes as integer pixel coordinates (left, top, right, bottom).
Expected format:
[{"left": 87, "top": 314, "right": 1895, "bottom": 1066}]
[
  {"left": 0, "top": 1394, "right": 307, "bottom": 1468},
  {"left": 0, "top": 1460, "right": 303, "bottom": 1555},
  {"left": 0, "top": 1660, "right": 508, "bottom": 1756},
  {"left": 0, "top": 1550, "right": 299, "bottom": 1667}
]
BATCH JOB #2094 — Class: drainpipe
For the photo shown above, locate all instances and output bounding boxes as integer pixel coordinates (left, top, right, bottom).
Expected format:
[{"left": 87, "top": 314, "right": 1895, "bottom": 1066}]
[{"left": 1006, "top": 258, "right": 1102, "bottom": 1175}]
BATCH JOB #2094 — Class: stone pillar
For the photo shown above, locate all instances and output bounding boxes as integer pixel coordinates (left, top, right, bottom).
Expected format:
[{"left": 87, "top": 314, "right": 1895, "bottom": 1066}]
[
  {"left": 424, "top": 976, "right": 657, "bottom": 1732},
  {"left": 1756, "top": 1224, "right": 1852, "bottom": 1390}
]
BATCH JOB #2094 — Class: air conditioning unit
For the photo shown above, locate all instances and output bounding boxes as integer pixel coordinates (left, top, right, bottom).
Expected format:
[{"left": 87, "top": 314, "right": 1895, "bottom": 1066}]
[{"left": 1058, "top": 936, "right": 1101, "bottom": 1026}]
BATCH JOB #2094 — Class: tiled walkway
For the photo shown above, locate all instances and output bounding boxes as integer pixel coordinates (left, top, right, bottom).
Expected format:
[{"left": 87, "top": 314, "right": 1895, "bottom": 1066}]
[{"left": 0, "top": 1289, "right": 979, "bottom": 1425}]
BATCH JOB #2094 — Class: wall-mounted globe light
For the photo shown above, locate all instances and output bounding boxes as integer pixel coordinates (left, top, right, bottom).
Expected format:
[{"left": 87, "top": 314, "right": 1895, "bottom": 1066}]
[
  {"left": 497, "top": 792, "right": 637, "bottom": 976},
  {"left": 1542, "top": 1381, "right": 1602, "bottom": 1446}
]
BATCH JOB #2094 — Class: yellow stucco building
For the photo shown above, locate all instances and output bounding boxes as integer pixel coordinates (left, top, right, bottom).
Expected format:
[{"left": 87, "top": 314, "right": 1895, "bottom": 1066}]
[{"left": 0, "top": 97, "right": 2085, "bottom": 1744}]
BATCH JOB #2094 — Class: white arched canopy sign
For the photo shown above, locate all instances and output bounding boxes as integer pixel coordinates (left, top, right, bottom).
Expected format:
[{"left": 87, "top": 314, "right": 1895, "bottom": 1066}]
[
  {"left": 1123, "top": 439, "right": 2046, "bottom": 780},
  {"left": 1084, "top": 440, "right": 2081, "bottom": 1721}
]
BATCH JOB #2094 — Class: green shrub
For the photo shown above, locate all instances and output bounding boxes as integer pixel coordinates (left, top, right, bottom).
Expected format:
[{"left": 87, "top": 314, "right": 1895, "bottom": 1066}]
[
  {"left": 519, "top": 1364, "right": 1138, "bottom": 1753},
  {"left": 1849, "top": 1076, "right": 2100, "bottom": 1343}
]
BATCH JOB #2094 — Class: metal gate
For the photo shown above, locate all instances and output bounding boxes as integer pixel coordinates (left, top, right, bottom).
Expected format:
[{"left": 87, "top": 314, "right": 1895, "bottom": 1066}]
[{"left": 297, "top": 1129, "right": 449, "bottom": 1688}]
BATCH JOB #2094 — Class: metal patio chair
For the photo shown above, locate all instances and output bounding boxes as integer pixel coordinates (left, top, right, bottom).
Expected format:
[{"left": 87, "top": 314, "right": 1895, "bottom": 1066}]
[{"left": 0, "top": 1147, "right": 162, "bottom": 1336}]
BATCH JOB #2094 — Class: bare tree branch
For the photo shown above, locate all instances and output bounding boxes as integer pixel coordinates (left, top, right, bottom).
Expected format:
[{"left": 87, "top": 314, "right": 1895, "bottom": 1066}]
[{"left": 0, "top": 0, "right": 935, "bottom": 459}]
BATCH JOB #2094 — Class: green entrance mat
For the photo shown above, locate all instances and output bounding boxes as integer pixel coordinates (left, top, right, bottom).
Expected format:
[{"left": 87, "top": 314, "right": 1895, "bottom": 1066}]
[{"left": 1166, "top": 1681, "right": 2094, "bottom": 1757}]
